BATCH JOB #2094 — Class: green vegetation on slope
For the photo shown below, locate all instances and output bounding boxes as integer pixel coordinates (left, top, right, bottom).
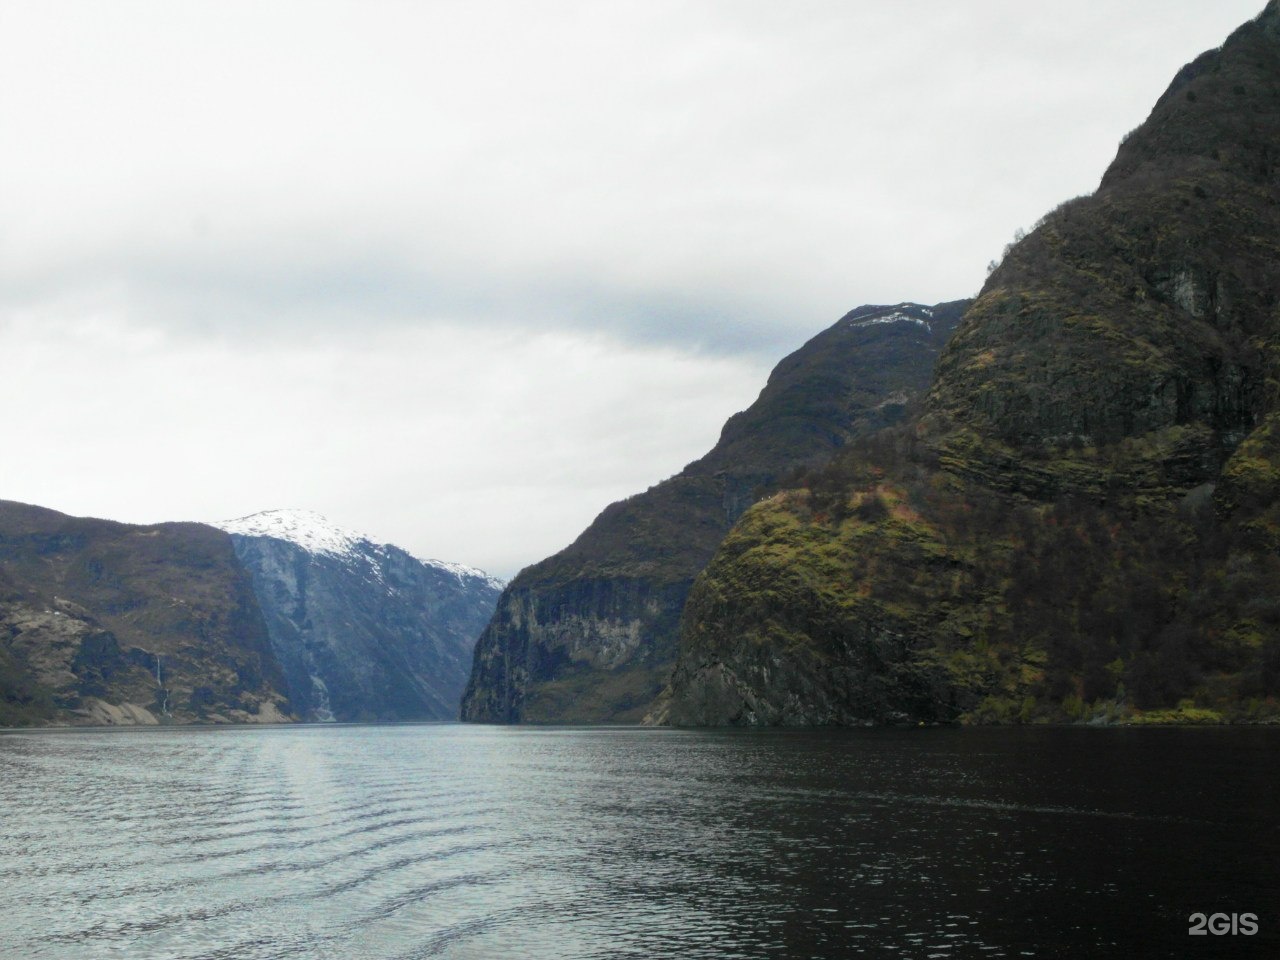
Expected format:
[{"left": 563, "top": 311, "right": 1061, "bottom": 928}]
[{"left": 663, "top": 428, "right": 1280, "bottom": 725}]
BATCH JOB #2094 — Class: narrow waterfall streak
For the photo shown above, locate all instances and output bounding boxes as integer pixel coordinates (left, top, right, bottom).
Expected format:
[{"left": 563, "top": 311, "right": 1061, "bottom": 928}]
[{"left": 155, "top": 654, "right": 171, "bottom": 718}]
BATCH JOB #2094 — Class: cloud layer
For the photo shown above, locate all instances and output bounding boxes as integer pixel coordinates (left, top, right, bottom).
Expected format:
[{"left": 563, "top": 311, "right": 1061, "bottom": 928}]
[
  {"left": 0, "top": 308, "right": 770, "bottom": 577},
  {"left": 0, "top": 0, "right": 1264, "bottom": 574}
]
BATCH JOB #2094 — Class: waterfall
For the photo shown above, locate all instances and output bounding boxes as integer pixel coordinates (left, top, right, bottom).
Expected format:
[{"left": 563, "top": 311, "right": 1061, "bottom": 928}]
[
  {"left": 299, "top": 642, "right": 335, "bottom": 722},
  {"left": 155, "top": 654, "right": 171, "bottom": 718},
  {"left": 309, "top": 673, "right": 336, "bottom": 723}
]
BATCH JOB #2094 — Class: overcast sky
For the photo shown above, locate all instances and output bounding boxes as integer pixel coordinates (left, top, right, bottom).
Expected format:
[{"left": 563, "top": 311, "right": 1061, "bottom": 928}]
[{"left": 0, "top": 0, "right": 1265, "bottom": 578}]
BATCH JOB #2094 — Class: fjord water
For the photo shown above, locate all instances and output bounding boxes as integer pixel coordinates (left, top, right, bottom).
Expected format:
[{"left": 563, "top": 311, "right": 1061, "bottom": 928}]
[{"left": 0, "top": 725, "right": 1275, "bottom": 960}]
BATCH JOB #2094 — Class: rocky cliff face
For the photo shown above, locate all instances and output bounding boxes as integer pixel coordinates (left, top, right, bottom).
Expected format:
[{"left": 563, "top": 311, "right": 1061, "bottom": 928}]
[
  {"left": 462, "top": 301, "right": 969, "bottom": 723},
  {"left": 218, "top": 510, "right": 502, "bottom": 722},
  {"left": 658, "top": 3, "right": 1280, "bottom": 727},
  {"left": 0, "top": 501, "right": 289, "bottom": 726}
]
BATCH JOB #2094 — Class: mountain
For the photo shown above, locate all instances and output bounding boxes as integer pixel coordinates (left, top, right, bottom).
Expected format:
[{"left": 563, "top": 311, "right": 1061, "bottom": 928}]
[
  {"left": 462, "top": 300, "right": 970, "bottom": 723},
  {"left": 0, "top": 500, "right": 288, "bottom": 726},
  {"left": 656, "top": 3, "right": 1280, "bottom": 726},
  {"left": 0, "top": 502, "right": 502, "bottom": 727},
  {"left": 217, "top": 510, "right": 503, "bottom": 722}
]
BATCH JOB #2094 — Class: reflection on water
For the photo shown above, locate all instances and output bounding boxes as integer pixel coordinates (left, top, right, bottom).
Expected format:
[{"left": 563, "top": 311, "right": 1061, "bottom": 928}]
[{"left": 0, "top": 724, "right": 1276, "bottom": 959}]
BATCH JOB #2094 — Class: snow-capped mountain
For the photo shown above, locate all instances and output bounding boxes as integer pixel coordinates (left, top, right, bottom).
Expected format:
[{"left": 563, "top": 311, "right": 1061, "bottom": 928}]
[
  {"left": 215, "top": 509, "right": 503, "bottom": 722},
  {"left": 218, "top": 509, "right": 505, "bottom": 590},
  {"left": 217, "top": 509, "right": 367, "bottom": 559}
]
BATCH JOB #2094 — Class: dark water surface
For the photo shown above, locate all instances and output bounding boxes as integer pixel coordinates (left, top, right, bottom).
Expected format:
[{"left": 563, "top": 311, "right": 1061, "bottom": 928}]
[{"left": 0, "top": 724, "right": 1275, "bottom": 959}]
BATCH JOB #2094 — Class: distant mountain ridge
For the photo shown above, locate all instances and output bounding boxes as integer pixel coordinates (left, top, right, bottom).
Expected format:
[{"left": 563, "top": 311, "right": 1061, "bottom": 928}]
[
  {"left": 217, "top": 509, "right": 503, "bottom": 723},
  {"left": 462, "top": 300, "right": 969, "bottom": 723},
  {"left": 217, "top": 509, "right": 503, "bottom": 590}
]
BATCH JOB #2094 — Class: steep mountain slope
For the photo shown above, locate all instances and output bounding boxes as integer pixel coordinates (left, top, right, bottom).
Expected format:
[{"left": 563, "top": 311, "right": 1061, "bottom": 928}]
[
  {"left": 659, "top": 3, "right": 1280, "bottom": 726},
  {"left": 462, "top": 301, "right": 969, "bottom": 723},
  {"left": 218, "top": 510, "right": 502, "bottom": 722},
  {"left": 0, "top": 500, "right": 289, "bottom": 726}
]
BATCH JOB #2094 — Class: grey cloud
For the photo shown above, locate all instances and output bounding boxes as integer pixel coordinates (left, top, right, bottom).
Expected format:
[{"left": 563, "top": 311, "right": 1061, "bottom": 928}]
[
  {"left": 3, "top": 1, "right": 1263, "bottom": 362},
  {"left": 0, "top": 0, "right": 1265, "bottom": 574}
]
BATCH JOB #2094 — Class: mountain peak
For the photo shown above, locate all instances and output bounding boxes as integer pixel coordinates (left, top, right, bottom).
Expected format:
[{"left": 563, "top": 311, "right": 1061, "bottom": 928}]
[
  {"left": 214, "top": 508, "right": 504, "bottom": 588},
  {"left": 213, "top": 509, "right": 367, "bottom": 558}
]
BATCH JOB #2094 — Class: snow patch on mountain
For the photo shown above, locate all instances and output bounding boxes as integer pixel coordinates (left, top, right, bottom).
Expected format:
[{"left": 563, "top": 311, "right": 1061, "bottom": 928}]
[
  {"left": 214, "top": 509, "right": 504, "bottom": 588},
  {"left": 215, "top": 509, "right": 365, "bottom": 558},
  {"left": 416, "top": 557, "right": 506, "bottom": 591},
  {"left": 848, "top": 307, "right": 932, "bottom": 331}
]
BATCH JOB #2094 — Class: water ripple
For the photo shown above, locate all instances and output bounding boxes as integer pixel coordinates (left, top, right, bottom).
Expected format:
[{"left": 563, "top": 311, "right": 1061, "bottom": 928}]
[{"left": 0, "top": 725, "right": 1276, "bottom": 960}]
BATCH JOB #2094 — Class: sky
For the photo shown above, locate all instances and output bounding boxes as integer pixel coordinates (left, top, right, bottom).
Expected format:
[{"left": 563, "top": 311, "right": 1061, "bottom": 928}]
[{"left": 0, "top": 0, "right": 1267, "bottom": 579}]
